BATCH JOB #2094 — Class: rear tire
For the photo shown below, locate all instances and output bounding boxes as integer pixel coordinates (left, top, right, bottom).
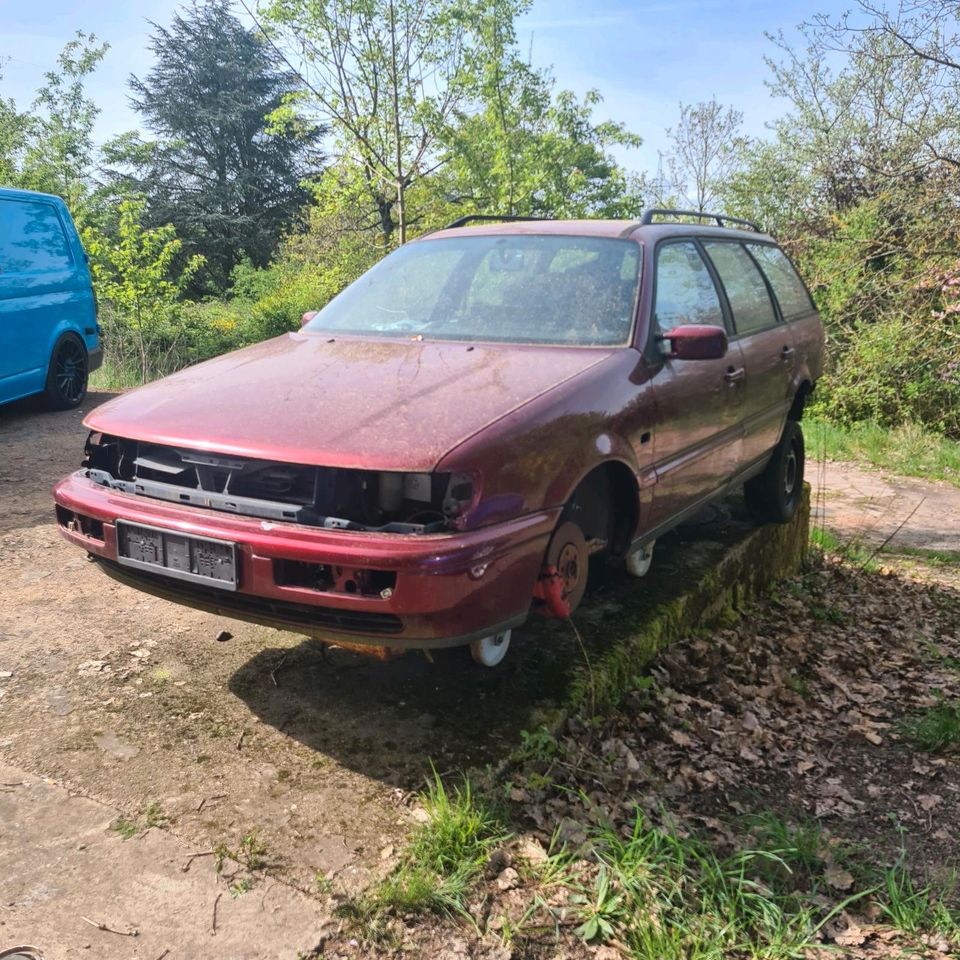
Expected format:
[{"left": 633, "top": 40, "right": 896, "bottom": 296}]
[
  {"left": 745, "top": 420, "right": 804, "bottom": 524},
  {"left": 43, "top": 334, "right": 88, "bottom": 410}
]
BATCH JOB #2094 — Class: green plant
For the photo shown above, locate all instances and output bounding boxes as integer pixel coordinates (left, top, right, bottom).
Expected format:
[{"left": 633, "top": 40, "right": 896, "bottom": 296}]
[
  {"left": 408, "top": 770, "right": 507, "bottom": 878},
  {"left": 112, "top": 816, "right": 138, "bottom": 840},
  {"left": 877, "top": 857, "right": 960, "bottom": 941},
  {"left": 898, "top": 698, "right": 960, "bottom": 752},
  {"left": 571, "top": 866, "right": 624, "bottom": 943}
]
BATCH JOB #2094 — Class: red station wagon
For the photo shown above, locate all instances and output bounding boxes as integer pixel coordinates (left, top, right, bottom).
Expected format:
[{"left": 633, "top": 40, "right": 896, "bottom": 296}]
[{"left": 54, "top": 210, "right": 824, "bottom": 667}]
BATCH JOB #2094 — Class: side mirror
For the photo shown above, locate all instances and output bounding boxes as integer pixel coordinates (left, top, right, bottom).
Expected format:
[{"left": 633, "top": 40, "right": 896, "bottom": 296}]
[
  {"left": 659, "top": 324, "right": 728, "bottom": 361},
  {"left": 300, "top": 311, "right": 318, "bottom": 328}
]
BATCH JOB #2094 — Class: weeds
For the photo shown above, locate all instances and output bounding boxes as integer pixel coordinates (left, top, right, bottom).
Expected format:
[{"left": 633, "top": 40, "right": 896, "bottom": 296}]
[
  {"left": 898, "top": 698, "right": 960, "bottom": 752},
  {"left": 809, "top": 419, "right": 960, "bottom": 487},
  {"left": 565, "top": 812, "right": 861, "bottom": 956},
  {"left": 877, "top": 856, "right": 960, "bottom": 941},
  {"left": 336, "top": 769, "right": 506, "bottom": 938},
  {"left": 111, "top": 800, "right": 166, "bottom": 839}
]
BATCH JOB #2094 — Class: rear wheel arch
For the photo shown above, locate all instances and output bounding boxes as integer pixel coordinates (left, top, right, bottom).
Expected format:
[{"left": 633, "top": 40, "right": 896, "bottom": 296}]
[{"left": 788, "top": 379, "right": 813, "bottom": 422}]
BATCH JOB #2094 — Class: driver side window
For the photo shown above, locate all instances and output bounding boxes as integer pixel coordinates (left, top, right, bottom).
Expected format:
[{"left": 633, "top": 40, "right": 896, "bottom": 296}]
[{"left": 654, "top": 241, "right": 724, "bottom": 335}]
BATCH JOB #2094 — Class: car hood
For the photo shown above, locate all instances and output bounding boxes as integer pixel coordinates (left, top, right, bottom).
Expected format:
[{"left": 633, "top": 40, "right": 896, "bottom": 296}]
[{"left": 86, "top": 333, "right": 615, "bottom": 471}]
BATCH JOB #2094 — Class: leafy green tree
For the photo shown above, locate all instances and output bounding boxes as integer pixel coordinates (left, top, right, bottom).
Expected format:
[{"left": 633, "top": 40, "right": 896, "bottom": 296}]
[
  {"left": 661, "top": 99, "right": 747, "bottom": 213},
  {"left": 259, "top": 0, "right": 477, "bottom": 245},
  {"left": 116, "top": 0, "right": 320, "bottom": 292},
  {"left": 0, "top": 34, "right": 107, "bottom": 222},
  {"left": 83, "top": 198, "right": 204, "bottom": 383}
]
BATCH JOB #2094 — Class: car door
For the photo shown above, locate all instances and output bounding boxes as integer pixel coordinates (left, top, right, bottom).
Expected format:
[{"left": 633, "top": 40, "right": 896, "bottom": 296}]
[
  {"left": 0, "top": 196, "right": 77, "bottom": 395},
  {"left": 700, "top": 240, "right": 794, "bottom": 467},
  {"left": 645, "top": 239, "right": 747, "bottom": 530}
]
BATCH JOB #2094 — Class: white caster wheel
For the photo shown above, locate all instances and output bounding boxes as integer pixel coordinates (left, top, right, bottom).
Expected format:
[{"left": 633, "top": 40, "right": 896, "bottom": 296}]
[
  {"left": 469, "top": 629, "right": 512, "bottom": 667},
  {"left": 626, "top": 540, "right": 655, "bottom": 578}
]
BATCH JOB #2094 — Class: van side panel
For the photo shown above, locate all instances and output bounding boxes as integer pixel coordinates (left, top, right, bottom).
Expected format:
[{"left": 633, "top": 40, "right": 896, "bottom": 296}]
[{"left": 0, "top": 190, "right": 98, "bottom": 405}]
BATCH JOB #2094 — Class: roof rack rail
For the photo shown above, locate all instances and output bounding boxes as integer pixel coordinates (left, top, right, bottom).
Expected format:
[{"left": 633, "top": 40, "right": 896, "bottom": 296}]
[
  {"left": 639, "top": 208, "right": 762, "bottom": 232},
  {"left": 443, "top": 214, "right": 553, "bottom": 229}
]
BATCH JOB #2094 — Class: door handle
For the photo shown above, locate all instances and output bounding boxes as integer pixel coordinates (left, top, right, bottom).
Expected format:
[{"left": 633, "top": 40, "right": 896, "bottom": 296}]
[
  {"left": 724, "top": 366, "right": 745, "bottom": 384},
  {"left": 780, "top": 345, "right": 795, "bottom": 361}
]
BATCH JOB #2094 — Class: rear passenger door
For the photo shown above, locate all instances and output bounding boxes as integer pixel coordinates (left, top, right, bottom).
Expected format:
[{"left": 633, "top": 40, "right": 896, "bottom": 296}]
[
  {"left": 0, "top": 196, "right": 77, "bottom": 391},
  {"left": 646, "top": 240, "right": 747, "bottom": 529},
  {"left": 700, "top": 240, "right": 794, "bottom": 466}
]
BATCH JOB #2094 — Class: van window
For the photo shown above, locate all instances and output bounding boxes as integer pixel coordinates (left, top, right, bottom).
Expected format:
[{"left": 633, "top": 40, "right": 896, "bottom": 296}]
[
  {"left": 702, "top": 241, "right": 777, "bottom": 335},
  {"left": 0, "top": 198, "right": 73, "bottom": 274},
  {"left": 747, "top": 244, "right": 814, "bottom": 319},
  {"left": 654, "top": 241, "right": 725, "bottom": 333}
]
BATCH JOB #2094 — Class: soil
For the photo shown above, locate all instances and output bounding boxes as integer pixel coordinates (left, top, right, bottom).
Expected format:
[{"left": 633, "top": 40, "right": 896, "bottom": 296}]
[{"left": 2, "top": 393, "right": 959, "bottom": 958}]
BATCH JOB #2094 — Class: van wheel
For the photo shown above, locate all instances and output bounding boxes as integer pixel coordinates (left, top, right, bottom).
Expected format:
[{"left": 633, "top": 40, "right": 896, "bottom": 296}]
[
  {"left": 745, "top": 420, "right": 804, "bottom": 524},
  {"left": 43, "top": 334, "right": 88, "bottom": 409}
]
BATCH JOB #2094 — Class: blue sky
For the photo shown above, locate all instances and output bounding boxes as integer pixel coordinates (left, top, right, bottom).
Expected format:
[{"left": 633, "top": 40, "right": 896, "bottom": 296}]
[{"left": 0, "top": 0, "right": 848, "bottom": 175}]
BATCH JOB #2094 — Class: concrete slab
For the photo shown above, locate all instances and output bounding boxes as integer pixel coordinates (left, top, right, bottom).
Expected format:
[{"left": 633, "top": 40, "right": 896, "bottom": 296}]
[{"left": 0, "top": 763, "right": 326, "bottom": 959}]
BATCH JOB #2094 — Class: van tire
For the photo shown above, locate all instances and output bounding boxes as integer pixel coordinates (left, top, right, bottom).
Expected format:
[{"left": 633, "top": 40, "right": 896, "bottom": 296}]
[
  {"left": 43, "top": 334, "right": 88, "bottom": 410},
  {"left": 744, "top": 420, "right": 804, "bottom": 524}
]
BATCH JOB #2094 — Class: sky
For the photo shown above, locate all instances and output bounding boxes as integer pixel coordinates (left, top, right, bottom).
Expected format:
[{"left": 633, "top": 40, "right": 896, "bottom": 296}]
[{"left": 0, "top": 0, "right": 850, "bottom": 177}]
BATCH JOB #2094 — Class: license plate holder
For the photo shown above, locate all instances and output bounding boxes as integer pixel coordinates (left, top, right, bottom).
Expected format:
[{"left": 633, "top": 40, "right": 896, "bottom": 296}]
[{"left": 116, "top": 521, "right": 238, "bottom": 591}]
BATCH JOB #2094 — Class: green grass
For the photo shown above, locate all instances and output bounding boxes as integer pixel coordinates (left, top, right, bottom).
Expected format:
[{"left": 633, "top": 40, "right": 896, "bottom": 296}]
[
  {"left": 574, "top": 813, "right": 851, "bottom": 958},
  {"left": 878, "top": 857, "right": 960, "bottom": 940},
  {"left": 899, "top": 699, "right": 960, "bottom": 752},
  {"left": 89, "top": 358, "right": 142, "bottom": 392},
  {"left": 809, "top": 525, "right": 880, "bottom": 571},
  {"left": 808, "top": 419, "right": 960, "bottom": 486},
  {"left": 336, "top": 770, "right": 508, "bottom": 934}
]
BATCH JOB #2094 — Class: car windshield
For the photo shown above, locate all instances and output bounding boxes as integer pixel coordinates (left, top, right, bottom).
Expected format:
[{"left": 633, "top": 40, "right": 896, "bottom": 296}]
[{"left": 304, "top": 234, "right": 641, "bottom": 346}]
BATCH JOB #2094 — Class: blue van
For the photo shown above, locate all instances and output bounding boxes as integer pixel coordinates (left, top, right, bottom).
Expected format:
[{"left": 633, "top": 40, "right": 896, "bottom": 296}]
[{"left": 0, "top": 186, "right": 101, "bottom": 409}]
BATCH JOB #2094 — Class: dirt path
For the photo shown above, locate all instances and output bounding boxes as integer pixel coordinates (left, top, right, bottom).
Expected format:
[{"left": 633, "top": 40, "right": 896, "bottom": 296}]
[
  {"left": 2, "top": 394, "right": 957, "bottom": 956},
  {"left": 815, "top": 460, "right": 960, "bottom": 556}
]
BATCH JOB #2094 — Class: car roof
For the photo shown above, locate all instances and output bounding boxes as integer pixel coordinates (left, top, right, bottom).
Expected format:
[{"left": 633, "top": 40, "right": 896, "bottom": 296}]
[
  {"left": 0, "top": 185, "right": 66, "bottom": 204},
  {"left": 423, "top": 219, "right": 776, "bottom": 245}
]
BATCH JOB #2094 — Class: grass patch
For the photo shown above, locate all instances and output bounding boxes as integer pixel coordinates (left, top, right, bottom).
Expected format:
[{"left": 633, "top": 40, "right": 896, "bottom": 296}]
[
  {"left": 111, "top": 800, "right": 167, "bottom": 839},
  {"left": 336, "top": 770, "right": 507, "bottom": 939},
  {"left": 898, "top": 698, "right": 960, "bottom": 752},
  {"left": 808, "top": 419, "right": 960, "bottom": 486},
  {"left": 878, "top": 856, "right": 960, "bottom": 941},
  {"left": 572, "top": 812, "right": 856, "bottom": 957},
  {"left": 809, "top": 525, "right": 880, "bottom": 571}
]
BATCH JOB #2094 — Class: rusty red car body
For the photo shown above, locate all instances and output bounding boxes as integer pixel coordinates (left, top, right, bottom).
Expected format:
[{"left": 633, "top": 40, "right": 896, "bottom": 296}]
[{"left": 53, "top": 215, "right": 824, "bottom": 663}]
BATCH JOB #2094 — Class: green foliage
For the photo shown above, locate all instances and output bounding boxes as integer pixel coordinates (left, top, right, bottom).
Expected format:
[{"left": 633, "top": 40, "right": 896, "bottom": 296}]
[
  {"left": 83, "top": 198, "right": 204, "bottom": 384},
  {"left": 898, "top": 698, "right": 960, "bottom": 753},
  {"left": 808, "top": 419, "right": 960, "bottom": 487},
  {"left": 568, "top": 812, "right": 861, "bottom": 957},
  {"left": 408, "top": 770, "right": 507, "bottom": 878},
  {"left": 877, "top": 856, "right": 960, "bottom": 941},
  {"left": 114, "top": 0, "right": 319, "bottom": 293},
  {"left": 0, "top": 33, "right": 107, "bottom": 224}
]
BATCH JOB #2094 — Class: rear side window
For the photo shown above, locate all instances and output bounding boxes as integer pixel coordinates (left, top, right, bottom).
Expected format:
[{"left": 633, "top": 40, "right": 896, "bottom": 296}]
[
  {"left": 702, "top": 241, "right": 777, "bottom": 335},
  {"left": 747, "top": 244, "right": 814, "bottom": 319},
  {"left": 654, "top": 241, "right": 725, "bottom": 333},
  {"left": 0, "top": 198, "right": 73, "bottom": 274}
]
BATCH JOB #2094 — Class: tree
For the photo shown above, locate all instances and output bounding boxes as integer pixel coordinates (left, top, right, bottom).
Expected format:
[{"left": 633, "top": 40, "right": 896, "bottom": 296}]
[
  {"left": 0, "top": 35, "right": 107, "bottom": 222},
  {"left": 258, "top": 0, "right": 476, "bottom": 245},
  {"left": 118, "top": 0, "right": 320, "bottom": 291},
  {"left": 662, "top": 98, "right": 747, "bottom": 213},
  {"left": 440, "top": 1, "right": 643, "bottom": 219},
  {"left": 83, "top": 198, "right": 204, "bottom": 383}
]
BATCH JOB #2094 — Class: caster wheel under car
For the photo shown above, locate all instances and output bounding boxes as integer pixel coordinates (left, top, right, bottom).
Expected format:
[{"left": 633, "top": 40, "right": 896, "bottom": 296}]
[
  {"left": 469, "top": 629, "right": 512, "bottom": 667},
  {"left": 626, "top": 539, "right": 655, "bottom": 577}
]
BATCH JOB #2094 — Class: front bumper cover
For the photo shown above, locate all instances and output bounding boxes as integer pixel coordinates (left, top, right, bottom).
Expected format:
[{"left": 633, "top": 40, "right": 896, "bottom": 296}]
[{"left": 53, "top": 471, "right": 558, "bottom": 649}]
